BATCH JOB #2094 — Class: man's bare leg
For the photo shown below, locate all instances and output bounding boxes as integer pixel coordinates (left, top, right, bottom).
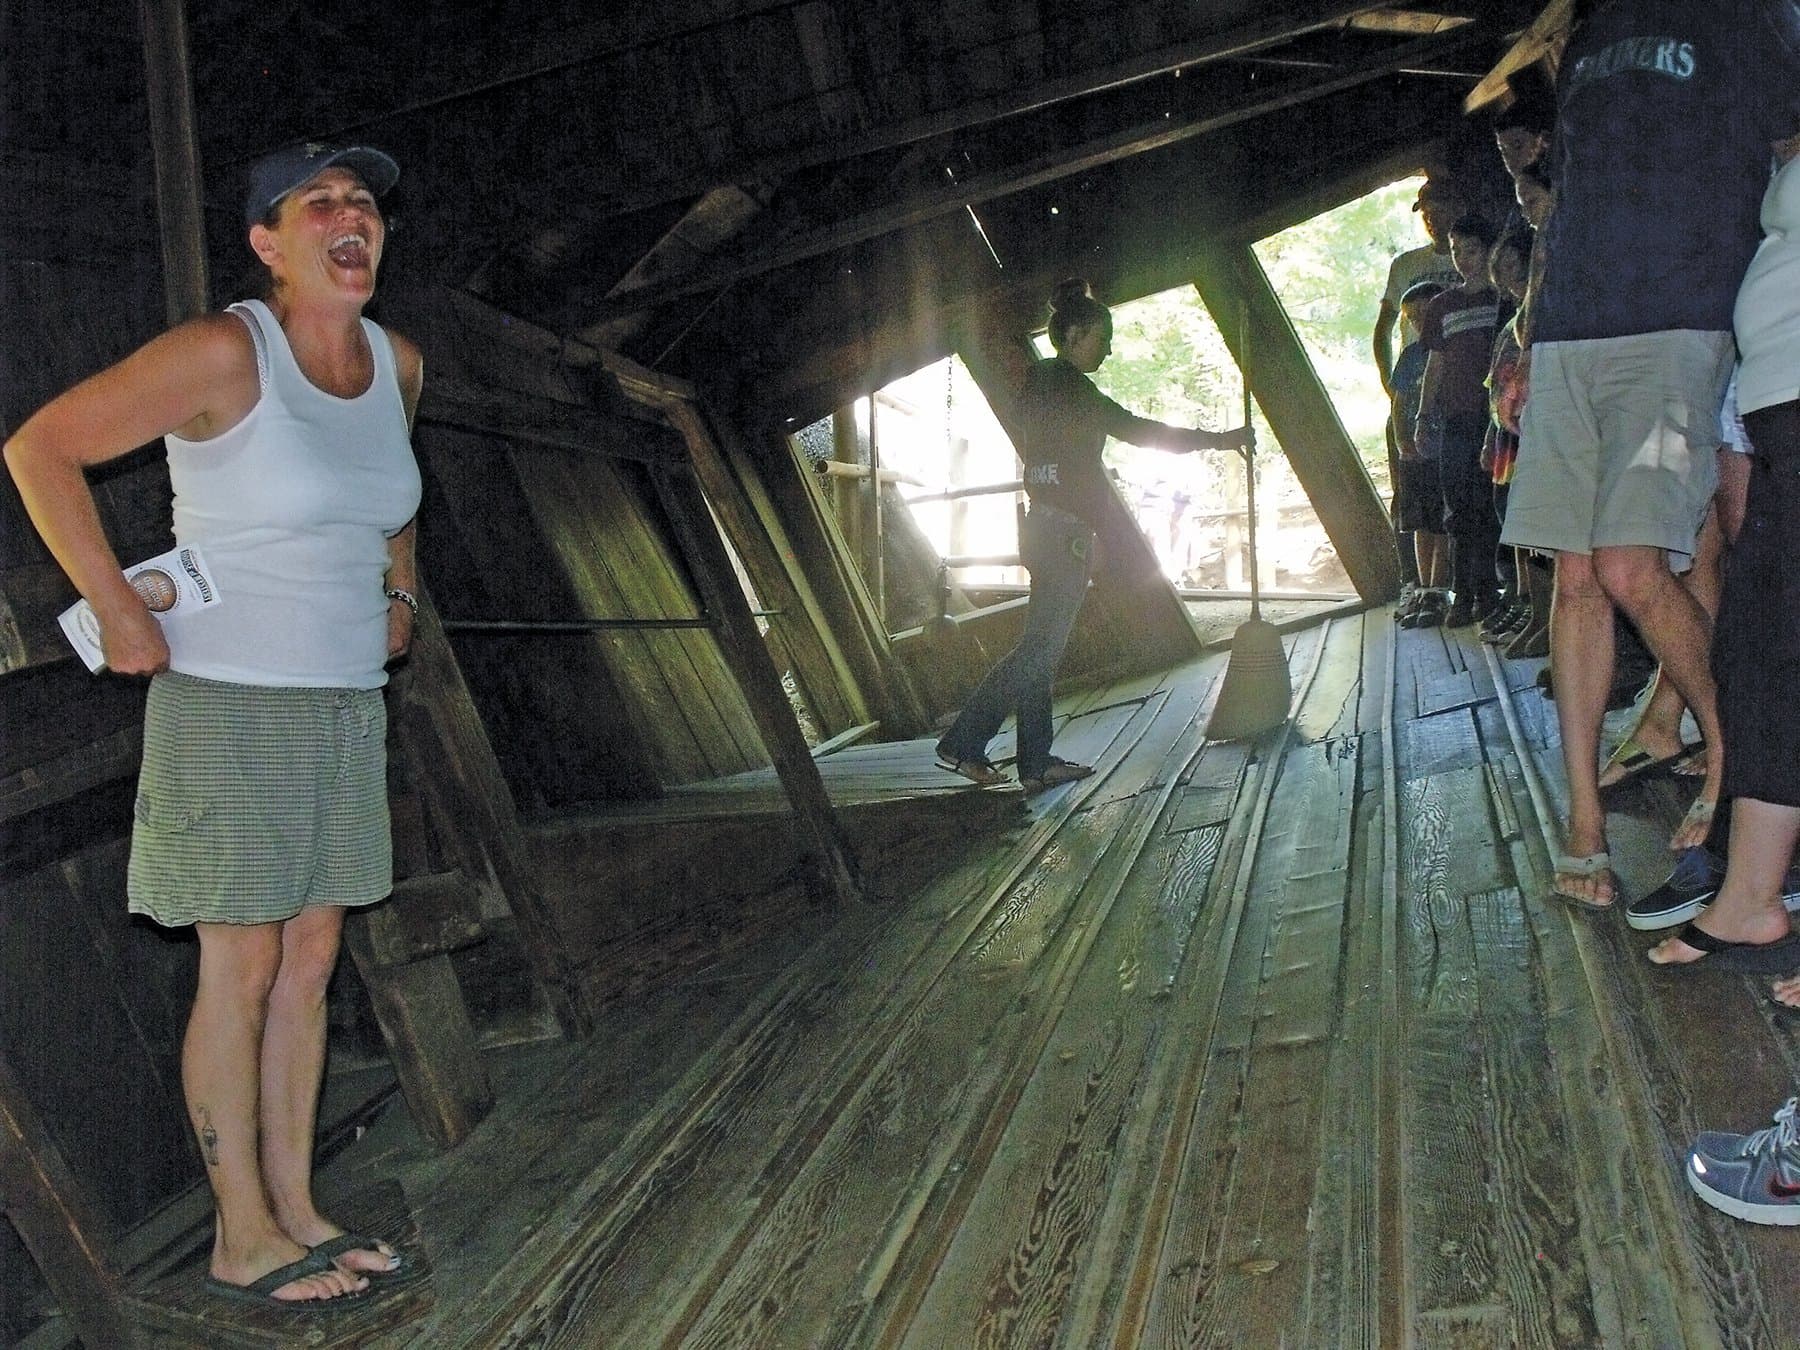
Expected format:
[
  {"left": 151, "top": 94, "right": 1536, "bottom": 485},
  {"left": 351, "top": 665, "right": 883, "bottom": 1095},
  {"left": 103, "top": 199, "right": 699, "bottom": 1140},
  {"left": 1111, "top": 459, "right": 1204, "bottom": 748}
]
[
  {"left": 1415, "top": 530, "right": 1447, "bottom": 589},
  {"left": 1550, "top": 550, "right": 1616, "bottom": 903},
  {"left": 1593, "top": 544, "right": 1724, "bottom": 849},
  {"left": 1597, "top": 505, "right": 1722, "bottom": 784}
]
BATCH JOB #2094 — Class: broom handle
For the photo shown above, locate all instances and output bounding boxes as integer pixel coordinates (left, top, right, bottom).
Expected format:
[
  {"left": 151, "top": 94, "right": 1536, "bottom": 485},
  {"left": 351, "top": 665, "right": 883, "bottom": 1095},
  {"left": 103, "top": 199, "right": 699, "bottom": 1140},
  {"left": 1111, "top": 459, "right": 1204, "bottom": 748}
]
[{"left": 1241, "top": 300, "right": 1259, "bottom": 621}]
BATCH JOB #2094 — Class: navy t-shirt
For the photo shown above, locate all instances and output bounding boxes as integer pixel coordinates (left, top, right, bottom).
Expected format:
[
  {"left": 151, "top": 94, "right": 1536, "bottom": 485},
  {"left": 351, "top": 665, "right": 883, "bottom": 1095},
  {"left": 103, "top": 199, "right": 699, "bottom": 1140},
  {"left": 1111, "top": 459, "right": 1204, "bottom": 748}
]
[
  {"left": 1017, "top": 357, "right": 1188, "bottom": 527},
  {"left": 1535, "top": 0, "right": 1800, "bottom": 343}
]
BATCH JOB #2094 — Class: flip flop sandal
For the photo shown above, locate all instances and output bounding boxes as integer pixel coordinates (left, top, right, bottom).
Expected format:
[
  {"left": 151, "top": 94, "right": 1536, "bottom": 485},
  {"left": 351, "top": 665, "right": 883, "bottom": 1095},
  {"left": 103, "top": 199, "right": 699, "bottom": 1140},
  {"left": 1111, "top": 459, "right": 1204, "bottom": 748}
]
[
  {"left": 1599, "top": 736, "right": 1704, "bottom": 791},
  {"left": 1550, "top": 851, "right": 1617, "bottom": 911},
  {"left": 934, "top": 751, "right": 1005, "bottom": 786},
  {"left": 1655, "top": 923, "right": 1800, "bottom": 973},
  {"left": 312, "top": 1231, "right": 411, "bottom": 1282},
  {"left": 1670, "top": 795, "right": 1718, "bottom": 850},
  {"left": 203, "top": 1249, "right": 367, "bottom": 1310},
  {"left": 1018, "top": 758, "right": 1094, "bottom": 793}
]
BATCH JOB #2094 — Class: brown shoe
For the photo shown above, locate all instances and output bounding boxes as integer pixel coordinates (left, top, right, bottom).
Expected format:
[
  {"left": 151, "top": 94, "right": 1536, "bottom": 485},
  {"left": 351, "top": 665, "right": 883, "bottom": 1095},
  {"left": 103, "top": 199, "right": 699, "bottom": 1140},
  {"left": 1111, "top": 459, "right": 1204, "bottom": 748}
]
[
  {"left": 1019, "top": 758, "right": 1094, "bottom": 793},
  {"left": 936, "top": 744, "right": 1005, "bottom": 786}
]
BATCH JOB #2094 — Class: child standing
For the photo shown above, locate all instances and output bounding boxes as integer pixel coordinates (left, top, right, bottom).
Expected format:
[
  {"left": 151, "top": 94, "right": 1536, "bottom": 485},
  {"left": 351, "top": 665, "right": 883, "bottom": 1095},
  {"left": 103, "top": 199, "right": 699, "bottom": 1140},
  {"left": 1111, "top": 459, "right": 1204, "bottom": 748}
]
[
  {"left": 1415, "top": 213, "right": 1505, "bottom": 628},
  {"left": 1392, "top": 280, "right": 1450, "bottom": 626}
]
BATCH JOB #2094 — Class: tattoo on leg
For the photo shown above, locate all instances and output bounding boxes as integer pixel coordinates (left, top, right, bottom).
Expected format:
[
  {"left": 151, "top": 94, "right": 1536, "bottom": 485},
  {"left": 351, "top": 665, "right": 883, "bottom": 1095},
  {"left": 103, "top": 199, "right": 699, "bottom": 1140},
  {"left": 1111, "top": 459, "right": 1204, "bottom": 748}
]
[{"left": 197, "top": 1107, "right": 220, "bottom": 1167}]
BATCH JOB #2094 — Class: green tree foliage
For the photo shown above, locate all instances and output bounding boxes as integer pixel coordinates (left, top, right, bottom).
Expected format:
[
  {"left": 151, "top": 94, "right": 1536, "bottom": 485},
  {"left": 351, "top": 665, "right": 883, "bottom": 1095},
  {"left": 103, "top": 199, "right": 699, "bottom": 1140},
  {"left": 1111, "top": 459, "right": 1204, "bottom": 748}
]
[{"left": 1089, "top": 177, "right": 1425, "bottom": 479}]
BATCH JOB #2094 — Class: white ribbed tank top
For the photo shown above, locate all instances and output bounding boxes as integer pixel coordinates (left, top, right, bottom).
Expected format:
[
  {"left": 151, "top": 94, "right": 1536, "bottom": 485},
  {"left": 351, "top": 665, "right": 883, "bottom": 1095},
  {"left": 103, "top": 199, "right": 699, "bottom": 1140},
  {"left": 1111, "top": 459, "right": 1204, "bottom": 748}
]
[{"left": 159, "top": 299, "right": 421, "bottom": 688}]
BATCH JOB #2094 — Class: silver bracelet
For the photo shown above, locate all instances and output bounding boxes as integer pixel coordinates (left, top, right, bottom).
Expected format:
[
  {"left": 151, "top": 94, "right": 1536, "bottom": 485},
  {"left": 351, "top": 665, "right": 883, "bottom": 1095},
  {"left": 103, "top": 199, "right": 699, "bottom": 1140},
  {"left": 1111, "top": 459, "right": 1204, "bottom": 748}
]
[{"left": 385, "top": 586, "right": 419, "bottom": 617}]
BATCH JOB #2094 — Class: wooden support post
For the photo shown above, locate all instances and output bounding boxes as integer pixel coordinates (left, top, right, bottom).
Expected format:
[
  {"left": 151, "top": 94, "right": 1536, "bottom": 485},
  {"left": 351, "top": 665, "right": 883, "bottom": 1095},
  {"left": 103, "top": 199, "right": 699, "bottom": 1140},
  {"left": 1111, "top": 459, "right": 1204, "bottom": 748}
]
[
  {"left": 342, "top": 925, "right": 495, "bottom": 1153},
  {"left": 343, "top": 867, "right": 494, "bottom": 1151},
  {"left": 723, "top": 412, "right": 930, "bottom": 737},
  {"left": 138, "top": 0, "right": 209, "bottom": 325},
  {"left": 650, "top": 460, "right": 866, "bottom": 908},
  {"left": 680, "top": 406, "right": 871, "bottom": 738},
  {"left": 391, "top": 587, "right": 594, "bottom": 1035},
  {"left": 742, "top": 416, "right": 931, "bottom": 738},
  {"left": 0, "top": 1052, "right": 138, "bottom": 1350},
  {"left": 1191, "top": 242, "right": 1403, "bottom": 604}
]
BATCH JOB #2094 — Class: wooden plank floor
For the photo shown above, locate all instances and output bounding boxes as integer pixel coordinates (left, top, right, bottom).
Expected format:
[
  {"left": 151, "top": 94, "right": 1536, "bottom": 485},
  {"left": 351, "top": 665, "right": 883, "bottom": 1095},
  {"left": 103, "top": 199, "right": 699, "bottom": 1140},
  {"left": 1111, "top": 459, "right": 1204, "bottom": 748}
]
[{"left": 113, "top": 608, "right": 1800, "bottom": 1347}]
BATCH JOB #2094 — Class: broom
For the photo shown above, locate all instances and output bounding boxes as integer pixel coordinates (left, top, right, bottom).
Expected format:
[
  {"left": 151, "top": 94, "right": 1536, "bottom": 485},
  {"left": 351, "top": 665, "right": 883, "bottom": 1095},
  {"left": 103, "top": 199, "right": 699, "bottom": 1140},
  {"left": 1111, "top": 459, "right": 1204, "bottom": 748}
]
[{"left": 1204, "top": 300, "right": 1293, "bottom": 740}]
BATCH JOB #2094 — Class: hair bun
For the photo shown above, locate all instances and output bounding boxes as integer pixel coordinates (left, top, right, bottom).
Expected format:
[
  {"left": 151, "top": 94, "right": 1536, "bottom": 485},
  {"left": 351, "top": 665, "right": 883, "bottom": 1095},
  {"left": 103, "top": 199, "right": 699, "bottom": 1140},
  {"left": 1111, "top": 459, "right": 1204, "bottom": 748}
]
[{"left": 1050, "top": 278, "right": 1093, "bottom": 313}]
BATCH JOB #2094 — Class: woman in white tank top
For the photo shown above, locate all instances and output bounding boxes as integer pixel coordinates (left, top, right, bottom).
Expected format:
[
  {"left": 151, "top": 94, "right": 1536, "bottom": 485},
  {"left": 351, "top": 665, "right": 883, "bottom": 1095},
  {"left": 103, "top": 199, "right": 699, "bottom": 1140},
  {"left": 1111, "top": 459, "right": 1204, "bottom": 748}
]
[{"left": 5, "top": 142, "right": 423, "bottom": 1307}]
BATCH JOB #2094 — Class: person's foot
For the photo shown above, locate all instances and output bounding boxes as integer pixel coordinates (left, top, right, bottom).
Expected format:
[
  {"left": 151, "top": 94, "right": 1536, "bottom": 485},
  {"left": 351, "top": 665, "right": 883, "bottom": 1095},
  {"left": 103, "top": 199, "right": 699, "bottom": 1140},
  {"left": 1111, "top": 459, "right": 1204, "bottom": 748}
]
[
  {"left": 1400, "top": 591, "right": 1445, "bottom": 629},
  {"left": 936, "top": 742, "right": 1005, "bottom": 786},
  {"left": 1670, "top": 791, "right": 1719, "bottom": 852},
  {"left": 1773, "top": 973, "right": 1800, "bottom": 1011},
  {"left": 1506, "top": 622, "right": 1550, "bottom": 660},
  {"left": 1647, "top": 908, "right": 1793, "bottom": 965},
  {"left": 1443, "top": 595, "right": 1475, "bottom": 628},
  {"left": 1481, "top": 603, "right": 1528, "bottom": 642},
  {"left": 1625, "top": 846, "right": 1722, "bottom": 930},
  {"left": 1597, "top": 727, "right": 1700, "bottom": 789},
  {"left": 1018, "top": 758, "right": 1094, "bottom": 793},
  {"left": 277, "top": 1203, "right": 401, "bottom": 1278},
  {"left": 1552, "top": 825, "right": 1614, "bottom": 908},
  {"left": 212, "top": 1236, "right": 367, "bottom": 1303},
  {"left": 1686, "top": 1098, "right": 1800, "bottom": 1225}
]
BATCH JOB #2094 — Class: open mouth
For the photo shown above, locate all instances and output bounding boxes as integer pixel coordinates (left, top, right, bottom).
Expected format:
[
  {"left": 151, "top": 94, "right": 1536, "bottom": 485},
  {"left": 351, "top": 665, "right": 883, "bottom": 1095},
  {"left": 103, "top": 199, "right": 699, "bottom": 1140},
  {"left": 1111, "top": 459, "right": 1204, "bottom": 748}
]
[{"left": 328, "top": 233, "right": 371, "bottom": 269}]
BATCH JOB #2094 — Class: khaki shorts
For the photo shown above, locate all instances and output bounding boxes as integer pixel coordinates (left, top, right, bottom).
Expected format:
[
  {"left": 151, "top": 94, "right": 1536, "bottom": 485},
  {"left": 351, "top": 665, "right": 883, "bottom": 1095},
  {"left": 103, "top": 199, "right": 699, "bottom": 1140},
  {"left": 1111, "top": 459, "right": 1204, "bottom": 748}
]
[
  {"left": 128, "top": 672, "right": 392, "bottom": 927},
  {"left": 1500, "top": 330, "right": 1732, "bottom": 566}
]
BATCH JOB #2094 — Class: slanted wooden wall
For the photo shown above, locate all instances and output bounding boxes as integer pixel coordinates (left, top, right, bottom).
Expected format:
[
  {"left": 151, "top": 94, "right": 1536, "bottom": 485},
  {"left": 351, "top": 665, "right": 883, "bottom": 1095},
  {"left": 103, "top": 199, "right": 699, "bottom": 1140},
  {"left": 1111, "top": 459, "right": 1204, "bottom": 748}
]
[{"left": 0, "top": 207, "right": 191, "bottom": 1338}]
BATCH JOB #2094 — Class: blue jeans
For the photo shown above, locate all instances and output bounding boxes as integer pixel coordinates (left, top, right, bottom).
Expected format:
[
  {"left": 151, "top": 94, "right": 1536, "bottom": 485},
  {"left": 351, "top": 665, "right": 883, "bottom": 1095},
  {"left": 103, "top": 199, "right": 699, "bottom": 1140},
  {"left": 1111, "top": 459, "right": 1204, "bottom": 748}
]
[{"left": 938, "top": 506, "right": 1094, "bottom": 779}]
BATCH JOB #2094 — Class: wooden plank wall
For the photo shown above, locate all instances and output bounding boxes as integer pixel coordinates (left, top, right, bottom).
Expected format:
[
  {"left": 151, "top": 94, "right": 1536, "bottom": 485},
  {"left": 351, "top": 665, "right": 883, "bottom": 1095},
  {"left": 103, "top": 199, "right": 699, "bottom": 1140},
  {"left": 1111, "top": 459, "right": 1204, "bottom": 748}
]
[{"left": 0, "top": 221, "right": 201, "bottom": 1341}]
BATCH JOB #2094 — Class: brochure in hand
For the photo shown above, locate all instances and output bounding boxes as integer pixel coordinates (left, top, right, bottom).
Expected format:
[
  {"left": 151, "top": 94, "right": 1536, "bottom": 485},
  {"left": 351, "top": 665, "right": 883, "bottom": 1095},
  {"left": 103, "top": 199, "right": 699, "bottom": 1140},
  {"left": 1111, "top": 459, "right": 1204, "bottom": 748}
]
[{"left": 57, "top": 546, "right": 221, "bottom": 673}]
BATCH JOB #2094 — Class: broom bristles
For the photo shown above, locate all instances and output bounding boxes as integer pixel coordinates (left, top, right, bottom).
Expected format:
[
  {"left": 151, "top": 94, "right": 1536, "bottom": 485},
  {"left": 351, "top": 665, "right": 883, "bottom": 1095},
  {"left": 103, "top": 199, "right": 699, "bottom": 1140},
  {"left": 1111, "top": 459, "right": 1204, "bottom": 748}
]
[{"left": 1204, "top": 617, "right": 1292, "bottom": 740}]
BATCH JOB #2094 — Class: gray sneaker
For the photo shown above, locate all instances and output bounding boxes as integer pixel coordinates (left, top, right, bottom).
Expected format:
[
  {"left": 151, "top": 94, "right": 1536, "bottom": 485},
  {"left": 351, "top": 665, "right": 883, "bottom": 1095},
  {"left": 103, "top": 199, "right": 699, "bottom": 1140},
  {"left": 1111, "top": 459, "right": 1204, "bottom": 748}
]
[{"left": 1687, "top": 1097, "right": 1800, "bottom": 1225}]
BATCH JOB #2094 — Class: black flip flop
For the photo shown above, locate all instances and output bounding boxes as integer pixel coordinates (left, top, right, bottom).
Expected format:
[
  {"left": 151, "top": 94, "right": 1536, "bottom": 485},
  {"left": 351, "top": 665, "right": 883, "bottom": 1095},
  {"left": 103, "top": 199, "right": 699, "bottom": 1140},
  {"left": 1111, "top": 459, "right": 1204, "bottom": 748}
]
[
  {"left": 202, "top": 1249, "right": 366, "bottom": 1309},
  {"left": 1660, "top": 923, "right": 1800, "bottom": 974},
  {"left": 1599, "top": 738, "right": 1705, "bottom": 794},
  {"left": 312, "top": 1230, "right": 411, "bottom": 1282}
]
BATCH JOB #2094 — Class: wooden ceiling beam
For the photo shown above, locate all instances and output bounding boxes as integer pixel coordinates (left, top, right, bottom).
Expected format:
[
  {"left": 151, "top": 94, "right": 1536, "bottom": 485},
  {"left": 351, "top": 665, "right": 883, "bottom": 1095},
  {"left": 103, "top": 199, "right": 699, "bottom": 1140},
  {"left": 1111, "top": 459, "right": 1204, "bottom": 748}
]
[
  {"left": 579, "top": 19, "right": 1503, "bottom": 324},
  {"left": 1463, "top": 0, "right": 1571, "bottom": 113},
  {"left": 231, "top": 1, "right": 1391, "bottom": 219}
]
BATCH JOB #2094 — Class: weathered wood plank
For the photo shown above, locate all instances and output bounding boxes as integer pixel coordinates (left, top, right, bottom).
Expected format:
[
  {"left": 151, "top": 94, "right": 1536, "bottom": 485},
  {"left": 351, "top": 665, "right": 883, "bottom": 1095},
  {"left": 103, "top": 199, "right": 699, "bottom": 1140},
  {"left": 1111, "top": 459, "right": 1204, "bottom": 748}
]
[
  {"left": 650, "top": 460, "right": 865, "bottom": 907},
  {"left": 350, "top": 872, "right": 486, "bottom": 971},
  {"left": 417, "top": 685, "right": 1160, "bottom": 1345},
  {"left": 415, "top": 430, "right": 665, "bottom": 806},
  {"left": 1136, "top": 738, "right": 1359, "bottom": 1346},
  {"left": 684, "top": 405, "right": 869, "bottom": 737},
  {"left": 1479, "top": 639, "right": 1753, "bottom": 1347},
  {"left": 1302, "top": 779, "right": 1390, "bottom": 1349},
  {"left": 667, "top": 683, "right": 1217, "bottom": 1348},
  {"left": 905, "top": 829, "right": 1233, "bottom": 1348},
  {"left": 391, "top": 586, "right": 588, "bottom": 1035},
  {"left": 1464, "top": 887, "right": 1605, "bottom": 1349},
  {"left": 1401, "top": 706, "right": 1488, "bottom": 781},
  {"left": 0, "top": 1050, "right": 136, "bottom": 1350},
  {"left": 1400, "top": 773, "right": 1503, "bottom": 1333},
  {"left": 340, "top": 932, "right": 494, "bottom": 1153},
  {"left": 1293, "top": 608, "right": 1365, "bottom": 744},
  {"left": 519, "top": 446, "right": 764, "bottom": 780}
]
